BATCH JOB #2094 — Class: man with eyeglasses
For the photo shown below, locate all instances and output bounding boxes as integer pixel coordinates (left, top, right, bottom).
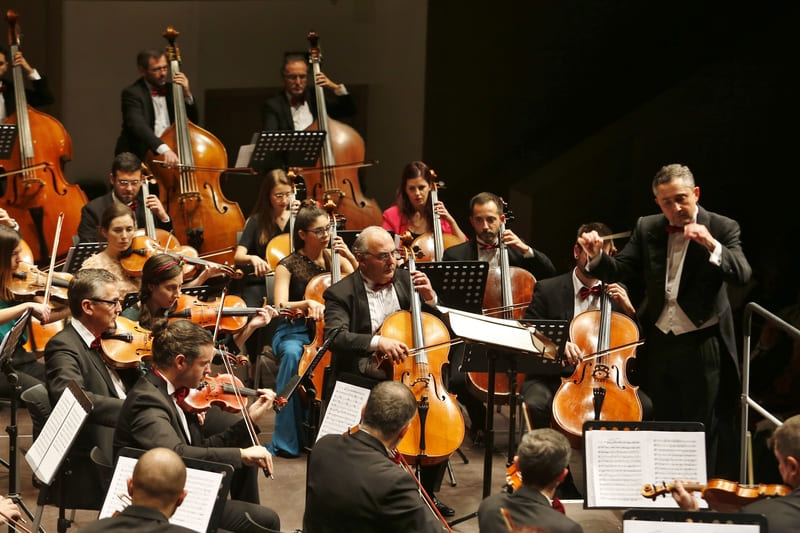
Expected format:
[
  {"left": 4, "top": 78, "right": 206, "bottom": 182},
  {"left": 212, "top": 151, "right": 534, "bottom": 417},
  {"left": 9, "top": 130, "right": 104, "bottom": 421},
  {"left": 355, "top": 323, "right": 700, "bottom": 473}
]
[
  {"left": 44, "top": 268, "right": 141, "bottom": 509},
  {"left": 261, "top": 53, "right": 355, "bottom": 133},
  {"left": 78, "top": 152, "right": 172, "bottom": 243},
  {"left": 115, "top": 49, "right": 197, "bottom": 167}
]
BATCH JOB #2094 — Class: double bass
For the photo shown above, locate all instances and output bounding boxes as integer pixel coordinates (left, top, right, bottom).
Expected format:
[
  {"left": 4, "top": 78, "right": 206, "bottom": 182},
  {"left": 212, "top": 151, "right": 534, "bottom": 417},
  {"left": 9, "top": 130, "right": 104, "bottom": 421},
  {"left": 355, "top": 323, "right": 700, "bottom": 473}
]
[
  {"left": 149, "top": 26, "right": 244, "bottom": 265},
  {"left": 0, "top": 10, "right": 88, "bottom": 262},
  {"left": 303, "top": 31, "right": 382, "bottom": 230}
]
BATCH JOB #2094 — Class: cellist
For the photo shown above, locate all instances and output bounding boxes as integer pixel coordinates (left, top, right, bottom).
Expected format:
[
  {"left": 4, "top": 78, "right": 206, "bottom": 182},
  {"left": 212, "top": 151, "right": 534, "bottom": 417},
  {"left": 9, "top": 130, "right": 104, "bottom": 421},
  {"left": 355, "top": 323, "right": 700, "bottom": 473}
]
[
  {"left": 0, "top": 46, "right": 53, "bottom": 123},
  {"left": 323, "top": 226, "right": 456, "bottom": 517},
  {"left": 114, "top": 49, "right": 197, "bottom": 167}
]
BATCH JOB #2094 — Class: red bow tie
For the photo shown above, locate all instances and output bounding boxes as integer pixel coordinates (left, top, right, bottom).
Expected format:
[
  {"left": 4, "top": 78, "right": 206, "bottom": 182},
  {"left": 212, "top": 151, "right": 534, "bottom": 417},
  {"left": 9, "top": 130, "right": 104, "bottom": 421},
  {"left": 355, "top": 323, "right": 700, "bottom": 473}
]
[
  {"left": 478, "top": 243, "right": 499, "bottom": 250},
  {"left": 289, "top": 95, "right": 306, "bottom": 107},
  {"left": 551, "top": 497, "right": 566, "bottom": 514},
  {"left": 127, "top": 200, "right": 138, "bottom": 212},
  {"left": 173, "top": 387, "right": 190, "bottom": 407},
  {"left": 665, "top": 224, "right": 684, "bottom": 234},
  {"left": 578, "top": 285, "right": 602, "bottom": 300},
  {"left": 151, "top": 86, "right": 168, "bottom": 97},
  {"left": 90, "top": 336, "right": 102, "bottom": 350},
  {"left": 369, "top": 280, "right": 394, "bottom": 292}
]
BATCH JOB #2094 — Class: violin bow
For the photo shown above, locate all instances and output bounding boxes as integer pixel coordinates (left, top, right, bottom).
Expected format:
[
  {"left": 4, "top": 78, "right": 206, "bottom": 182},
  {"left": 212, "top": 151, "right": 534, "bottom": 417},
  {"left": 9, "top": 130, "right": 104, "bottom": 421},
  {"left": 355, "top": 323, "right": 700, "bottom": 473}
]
[{"left": 42, "top": 212, "right": 64, "bottom": 308}]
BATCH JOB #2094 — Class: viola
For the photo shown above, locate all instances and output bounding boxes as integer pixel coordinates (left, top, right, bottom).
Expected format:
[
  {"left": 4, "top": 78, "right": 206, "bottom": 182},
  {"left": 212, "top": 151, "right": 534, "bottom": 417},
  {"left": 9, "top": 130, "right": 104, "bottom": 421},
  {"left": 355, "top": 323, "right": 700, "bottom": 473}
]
[
  {"left": 168, "top": 293, "right": 267, "bottom": 333},
  {"left": 148, "top": 26, "right": 245, "bottom": 265},
  {"left": 410, "top": 173, "right": 463, "bottom": 263},
  {"left": 551, "top": 282, "right": 642, "bottom": 448},
  {"left": 9, "top": 262, "right": 72, "bottom": 304},
  {"left": 377, "top": 233, "right": 465, "bottom": 466},
  {"left": 642, "top": 479, "right": 792, "bottom": 511},
  {"left": 98, "top": 316, "right": 153, "bottom": 369},
  {"left": 183, "top": 373, "right": 260, "bottom": 414},
  {"left": 302, "top": 31, "right": 382, "bottom": 230},
  {"left": 0, "top": 10, "right": 88, "bottom": 263}
]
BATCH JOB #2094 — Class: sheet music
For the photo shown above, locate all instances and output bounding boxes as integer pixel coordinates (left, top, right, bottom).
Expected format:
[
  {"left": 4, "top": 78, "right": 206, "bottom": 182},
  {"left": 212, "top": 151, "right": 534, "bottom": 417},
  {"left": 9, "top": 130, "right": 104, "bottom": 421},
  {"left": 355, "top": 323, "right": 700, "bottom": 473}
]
[
  {"left": 624, "top": 520, "right": 760, "bottom": 533},
  {"left": 99, "top": 455, "right": 224, "bottom": 532},
  {"left": 585, "top": 429, "right": 707, "bottom": 508},
  {"left": 316, "top": 381, "right": 371, "bottom": 442},
  {"left": 438, "top": 306, "right": 545, "bottom": 354},
  {"left": 25, "top": 384, "right": 91, "bottom": 485},
  {"left": 235, "top": 144, "right": 255, "bottom": 167}
]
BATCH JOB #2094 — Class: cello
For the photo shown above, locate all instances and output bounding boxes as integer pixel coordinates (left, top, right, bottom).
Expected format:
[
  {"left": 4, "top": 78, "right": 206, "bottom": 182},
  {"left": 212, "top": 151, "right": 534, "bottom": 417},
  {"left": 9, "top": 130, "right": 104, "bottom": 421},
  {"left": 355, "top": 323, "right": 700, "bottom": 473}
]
[
  {"left": 410, "top": 171, "right": 463, "bottom": 262},
  {"left": 0, "top": 10, "right": 88, "bottom": 263},
  {"left": 303, "top": 31, "right": 382, "bottom": 230},
  {"left": 378, "top": 233, "right": 464, "bottom": 466},
  {"left": 148, "top": 26, "right": 244, "bottom": 265},
  {"left": 551, "top": 282, "right": 642, "bottom": 448}
]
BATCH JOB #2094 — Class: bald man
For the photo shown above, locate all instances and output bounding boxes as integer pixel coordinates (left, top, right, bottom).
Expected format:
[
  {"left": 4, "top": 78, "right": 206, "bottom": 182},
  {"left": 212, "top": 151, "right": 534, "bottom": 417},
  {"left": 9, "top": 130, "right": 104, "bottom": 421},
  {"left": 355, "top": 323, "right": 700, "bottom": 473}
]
[{"left": 81, "top": 447, "right": 194, "bottom": 532}]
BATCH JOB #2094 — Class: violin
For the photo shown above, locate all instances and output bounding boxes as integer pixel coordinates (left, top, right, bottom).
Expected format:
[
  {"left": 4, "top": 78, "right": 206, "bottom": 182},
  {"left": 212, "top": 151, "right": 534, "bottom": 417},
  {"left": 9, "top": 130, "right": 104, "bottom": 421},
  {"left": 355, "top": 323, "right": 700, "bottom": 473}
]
[
  {"left": 642, "top": 479, "right": 791, "bottom": 511},
  {"left": 98, "top": 316, "right": 153, "bottom": 369},
  {"left": 410, "top": 172, "right": 463, "bottom": 263},
  {"left": 183, "top": 373, "right": 260, "bottom": 413},
  {"left": 551, "top": 282, "right": 642, "bottom": 448},
  {"left": 9, "top": 262, "right": 72, "bottom": 303},
  {"left": 168, "top": 293, "right": 268, "bottom": 333}
]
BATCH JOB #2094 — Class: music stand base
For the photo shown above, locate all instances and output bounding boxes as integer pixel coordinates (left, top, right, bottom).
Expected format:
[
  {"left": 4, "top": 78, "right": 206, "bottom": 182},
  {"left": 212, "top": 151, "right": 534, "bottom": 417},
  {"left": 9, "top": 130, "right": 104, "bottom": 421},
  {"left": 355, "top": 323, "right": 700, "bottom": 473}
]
[{"left": 448, "top": 509, "right": 477, "bottom": 527}]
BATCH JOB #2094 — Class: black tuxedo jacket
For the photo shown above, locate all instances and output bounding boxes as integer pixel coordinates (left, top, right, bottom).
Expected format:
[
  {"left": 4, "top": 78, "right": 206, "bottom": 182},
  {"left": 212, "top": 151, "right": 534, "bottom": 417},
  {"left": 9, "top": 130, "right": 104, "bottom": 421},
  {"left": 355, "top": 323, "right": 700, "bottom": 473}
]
[
  {"left": 443, "top": 240, "right": 556, "bottom": 281},
  {"left": 0, "top": 76, "right": 54, "bottom": 117},
  {"left": 591, "top": 206, "right": 751, "bottom": 366},
  {"left": 77, "top": 190, "right": 173, "bottom": 243},
  {"left": 478, "top": 485, "right": 583, "bottom": 533},
  {"left": 261, "top": 88, "right": 356, "bottom": 131},
  {"left": 743, "top": 486, "right": 800, "bottom": 532},
  {"left": 304, "top": 431, "right": 443, "bottom": 533},
  {"left": 79, "top": 505, "right": 195, "bottom": 533},
  {"left": 114, "top": 78, "right": 199, "bottom": 160}
]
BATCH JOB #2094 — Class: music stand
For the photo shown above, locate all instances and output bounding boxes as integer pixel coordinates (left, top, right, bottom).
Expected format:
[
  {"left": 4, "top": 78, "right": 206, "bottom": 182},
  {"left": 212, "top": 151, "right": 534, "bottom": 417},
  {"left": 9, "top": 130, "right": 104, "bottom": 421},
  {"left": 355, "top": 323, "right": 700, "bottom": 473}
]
[
  {"left": 62, "top": 242, "right": 106, "bottom": 274},
  {"left": 248, "top": 130, "right": 327, "bottom": 171},
  {"left": 416, "top": 261, "right": 488, "bottom": 314},
  {"left": 0, "top": 124, "right": 18, "bottom": 159},
  {"left": 622, "top": 509, "right": 766, "bottom": 532}
]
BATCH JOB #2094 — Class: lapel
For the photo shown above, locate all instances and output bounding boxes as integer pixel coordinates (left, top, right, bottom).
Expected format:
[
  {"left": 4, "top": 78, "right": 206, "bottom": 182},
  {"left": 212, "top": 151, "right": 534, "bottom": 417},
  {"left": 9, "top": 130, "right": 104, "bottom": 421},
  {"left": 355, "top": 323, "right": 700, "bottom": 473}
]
[
  {"left": 75, "top": 325, "right": 120, "bottom": 396},
  {"left": 558, "top": 273, "right": 576, "bottom": 321},
  {"left": 146, "top": 372, "right": 192, "bottom": 444},
  {"left": 134, "top": 79, "right": 157, "bottom": 127}
]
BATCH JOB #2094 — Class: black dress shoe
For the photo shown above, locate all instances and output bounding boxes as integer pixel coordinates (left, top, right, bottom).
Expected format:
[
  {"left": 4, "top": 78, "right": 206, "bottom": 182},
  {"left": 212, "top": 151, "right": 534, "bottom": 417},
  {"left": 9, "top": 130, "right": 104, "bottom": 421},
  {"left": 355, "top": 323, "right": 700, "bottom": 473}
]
[{"left": 432, "top": 496, "right": 455, "bottom": 517}]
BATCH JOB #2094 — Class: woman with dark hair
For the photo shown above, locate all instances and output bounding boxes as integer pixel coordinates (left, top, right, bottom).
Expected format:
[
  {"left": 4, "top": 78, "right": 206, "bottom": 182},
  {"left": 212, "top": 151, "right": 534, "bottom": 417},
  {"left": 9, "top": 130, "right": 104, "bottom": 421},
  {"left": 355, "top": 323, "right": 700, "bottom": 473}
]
[
  {"left": 381, "top": 160, "right": 467, "bottom": 241},
  {"left": 269, "top": 200, "right": 357, "bottom": 457}
]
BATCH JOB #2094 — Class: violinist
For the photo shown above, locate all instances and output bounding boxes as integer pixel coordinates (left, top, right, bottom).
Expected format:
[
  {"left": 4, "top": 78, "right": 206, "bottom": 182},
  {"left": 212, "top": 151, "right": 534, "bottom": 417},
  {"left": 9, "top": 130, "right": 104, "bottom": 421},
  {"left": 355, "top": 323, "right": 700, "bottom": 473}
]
[
  {"left": 671, "top": 414, "right": 800, "bottom": 531},
  {"left": 81, "top": 203, "right": 140, "bottom": 296},
  {"left": 269, "top": 200, "right": 356, "bottom": 458},
  {"left": 77, "top": 152, "right": 172, "bottom": 243},
  {"left": 261, "top": 52, "right": 355, "bottom": 133},
  {"left": 44, "top": 268, "right": 139, "bottom": 509},
  {"left": 304, "top": 381, "right": 444, "bottom": 533},
  {"left": 381, "top": 161, "right": 468, "bottom": 243},
  {"left": 478, "top": 429, "right": 582, "bottom": 533},
  {"left": 0, "top": 45, "right": 53, "bottom": 124},
  {"left": 112, "top": 319, "right": 281, "bottom": 533},
  {"left": 323, "top": 226, "right": 455, "bottom": 516},
  {"left": 578, "top": 164, "right": 752, "bottom": 476},
  {"left": 114, "top": 49, "right": 197, "bottom": 167}
]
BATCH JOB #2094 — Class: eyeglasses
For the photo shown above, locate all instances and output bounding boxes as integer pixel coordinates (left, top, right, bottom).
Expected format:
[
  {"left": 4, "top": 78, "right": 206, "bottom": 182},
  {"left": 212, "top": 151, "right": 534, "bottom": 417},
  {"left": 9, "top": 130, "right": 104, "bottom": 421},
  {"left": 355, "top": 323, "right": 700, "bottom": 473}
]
[
  {"left": 148, "top": 66, "right": 169, "bottom": 73},
  {"left": 305, "top": 225, "right": 332, "bottom": 237},
  {"left": 272, "top": 192, "right": 292, "bottom": 200},
  {"left": 362, "top": 250, "right": 402, "bottom": 261},
  {"left": 115, "top": 180, "right": 141, "bottom": 187},
  {"left": 89, "top": 297, "right": 124, "bottom": 308}
]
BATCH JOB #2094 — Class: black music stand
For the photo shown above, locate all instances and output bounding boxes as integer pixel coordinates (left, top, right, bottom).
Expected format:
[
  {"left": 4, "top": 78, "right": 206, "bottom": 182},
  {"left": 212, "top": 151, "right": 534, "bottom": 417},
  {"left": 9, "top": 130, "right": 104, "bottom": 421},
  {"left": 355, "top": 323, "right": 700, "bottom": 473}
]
[
  {"left": 416, "top": 261, "right": 488, "bottom": 314},
  {"left": 0, "top": 124, "right": 18, "bottom": 159},
  {"left": 248, "top": 130, "right": 326, "bottom": 171},
  {"left": 62, "top": 242, "right": 106, "bottom": 274}
]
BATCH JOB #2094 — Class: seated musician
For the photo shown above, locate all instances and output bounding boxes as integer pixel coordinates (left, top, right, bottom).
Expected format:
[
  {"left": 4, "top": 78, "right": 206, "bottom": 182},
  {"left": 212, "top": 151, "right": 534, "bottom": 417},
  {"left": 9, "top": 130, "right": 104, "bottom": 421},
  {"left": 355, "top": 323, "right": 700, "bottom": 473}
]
[
  {"left": 0, "top": 46, "right": 54, "bottom": 124},
  {"left": 442, "top": 191, "right": 556, "bottom": 443},
  {"left": 269, "top": 200, "right": 356, "bottom": 458},
  {"left": 304, "top": 381, "right": 445, "bottom": 533},
  {"left": 381, "top": 161, "right": 468, "bottom": 243},
  {"left": 44, "top": 269, "right": 140, "bottom": 509},
  {"left": 112, "top": 319, "right": 281, "bottom": 533},
  {"left": 0, "top": 496, "right": 21, "bottom": 527},
  {"left": 478, "top": 428, "right": 583, "bottom": 533},
  {"left": 80, "top": 203, "right": 140, "bottom": 296},
  {"left": 323, "top": 225, "right": 456, "bottom": 516},
  {"left": 671, "top": 414, "right": 800, "bottom": 531},
  {"left": 77, "top": 152, "right": 172, "bottom": 243}
]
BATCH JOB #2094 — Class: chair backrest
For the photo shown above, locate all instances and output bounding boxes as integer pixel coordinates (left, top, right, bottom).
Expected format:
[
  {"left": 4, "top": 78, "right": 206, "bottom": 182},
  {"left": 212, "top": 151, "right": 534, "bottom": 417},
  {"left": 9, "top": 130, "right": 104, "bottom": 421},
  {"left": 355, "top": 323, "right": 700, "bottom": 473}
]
[
  {"left": 90, "top": 445, "right": 114, "bottom": 492},
  {"left": 20, "top": 384, "right": 52, "bottom": 440}
]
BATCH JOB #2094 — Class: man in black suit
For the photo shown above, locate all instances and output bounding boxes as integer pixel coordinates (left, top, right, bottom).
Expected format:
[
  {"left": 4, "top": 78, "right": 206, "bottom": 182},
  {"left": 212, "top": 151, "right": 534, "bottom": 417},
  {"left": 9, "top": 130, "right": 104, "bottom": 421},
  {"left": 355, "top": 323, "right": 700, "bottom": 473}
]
[
  {"left": 44, "top": 268, "right": 139, "bottom": 509},
  {"left": 478, "top": 428, "right": 583, "bottom": 533},
  {"left": 78, "top": 152, "right": 172, "bottom": 242},
  {"left": 305, "top": 381, "right": 444, "bottom": 533},
  {"left": 114, "top": 49, "right": 197, "bottom": 166},
  {"left": 323, "top": 226, "right": 456, "bottom": 516},
  {"left": 579, "top": 163, "right": 752, "bottom": 475},
  {"left": 261, "top": 53, "right": 355, "bottom": 132},
  {"left": 113, "top": 319, "right": 280, "bottom": 533},
  {"left": 80, "top": 447, "right": 195, "bottom": 533},
  {"left": 0, "top": 46, "right": 53, "bottom": 123}
]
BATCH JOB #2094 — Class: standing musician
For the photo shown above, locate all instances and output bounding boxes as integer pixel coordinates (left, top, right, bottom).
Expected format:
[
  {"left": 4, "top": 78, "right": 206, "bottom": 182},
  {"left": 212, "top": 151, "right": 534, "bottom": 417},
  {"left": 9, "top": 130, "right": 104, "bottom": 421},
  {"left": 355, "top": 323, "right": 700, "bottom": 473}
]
[
  {"left": 269, "top": 200, "right": 356, "bottom": 458},
  {"left": 112, "top": 319, "right": 281, "bottom": 533},
  {"left": 0, "top": 45, "right": 53, "bottom": 124},
  {"left": 261, "top": 52, "right": 355, "bottom": 133},
  {"left": 114, "top": 49, "right": 197, "bottom": 167},
  {"left": 478, "top": 429, "right": 583, "bottom": 533},
  {"left": 78, "top": 152, "right": 172, "bottom": 243},
  {"left": 578, "top": 163, "right": 752, "bottom": 476},
  {"left": 323, "top": 226, "right": 456, "bottom": 516},
  {"left": 44, "top": 269, "right": 139, "bottom": 509},
  {"left": 79, "top": 447, "right": 195, "bottom": 533},
  {"left": 381, "top": 161, "right": 468, "bottom": 243},
  {"left": 442, "top": 191, "right": 556, "bottom": 442},
  {"left": 304, "top": 381, "right": 445, "bottom": 533}
]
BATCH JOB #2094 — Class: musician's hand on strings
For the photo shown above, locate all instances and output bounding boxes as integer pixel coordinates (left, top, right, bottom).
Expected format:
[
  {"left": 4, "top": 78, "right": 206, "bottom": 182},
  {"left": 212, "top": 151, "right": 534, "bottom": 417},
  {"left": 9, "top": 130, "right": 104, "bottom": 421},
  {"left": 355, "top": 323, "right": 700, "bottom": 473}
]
[
  {"left": 247, "top": 388, "right": 276, "bottom": 420},
  {"left": 410, "top": 271, "right": 436, "bottom": 302},
  {"left": 501, "top": 229, "right": 529, "bottom": 254},
  {"left": 145, "top": 194, "right": 170, "bottom": 222},
  {"left": 605, "top": 283, "right": 635, "bottom": 317},
  {"left": 172, "top": 71, "right": 192, "bottom": 98},
  {"left": 671, "top": 479, "right": 700, "bottom": 511},
  {"left": 241, "top": 445, "right": 274, "bottom": 474},
  {"left": 563, "top": 341, "right": 582, "bottom": 366},
  {"left": 250, "top": 255, "right": 271, "bottom": 277},
  {"left": 377, "top": 337, "right": 409, "bottom": 364},
  {"left": 577, "top": 231, "right": 604, "bottom": 261},
  {"left": 162, "top": 150, "right": 180, "bottom": 169},
  {"left": 332, "top": 236, "right": 357, "bottom": 267},
  {"left": 314, "top": 71, "right": 341, "bottom": 92},
  {"left": 289, "top": 199, "right": 301, "bottom": 216}
]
